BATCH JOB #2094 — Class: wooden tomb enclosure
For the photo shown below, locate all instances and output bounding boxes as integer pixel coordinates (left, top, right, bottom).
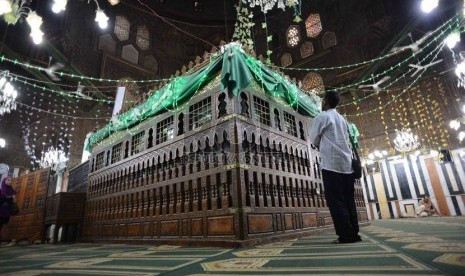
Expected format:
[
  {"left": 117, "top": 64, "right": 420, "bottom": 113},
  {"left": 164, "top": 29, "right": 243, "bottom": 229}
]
[{"left": 84, "top": 63, "right": 368, "bottom": 247}]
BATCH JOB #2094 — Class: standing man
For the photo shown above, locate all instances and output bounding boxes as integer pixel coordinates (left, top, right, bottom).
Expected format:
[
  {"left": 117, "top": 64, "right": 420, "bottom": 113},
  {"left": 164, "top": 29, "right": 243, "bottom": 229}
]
[{"left": 310, "top": 91, "right": 361, "bottom": 243}]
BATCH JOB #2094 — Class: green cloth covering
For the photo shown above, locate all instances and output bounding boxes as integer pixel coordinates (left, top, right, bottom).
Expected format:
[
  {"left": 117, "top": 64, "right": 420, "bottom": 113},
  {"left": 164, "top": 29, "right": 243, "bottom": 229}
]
[
  {"left": 348, "top": 123, "right": 360, "bottom": 149},
  {"left": 87, "top": 44, "right": 336, "bottom": 151}
]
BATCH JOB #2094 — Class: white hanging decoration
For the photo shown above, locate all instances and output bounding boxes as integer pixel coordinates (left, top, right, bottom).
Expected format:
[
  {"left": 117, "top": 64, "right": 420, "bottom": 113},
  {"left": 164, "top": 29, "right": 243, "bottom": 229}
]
[
  {"left": 243, "top": 0, "right": 300, "bottom": 14},
  {"left": 26, "top": 11, "right": 44, "bottom": 44}
]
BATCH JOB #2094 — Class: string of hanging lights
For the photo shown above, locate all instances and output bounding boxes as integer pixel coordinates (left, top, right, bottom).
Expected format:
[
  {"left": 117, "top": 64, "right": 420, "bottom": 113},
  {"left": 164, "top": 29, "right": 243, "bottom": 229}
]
[{"left": 0, "top": 0, "right": 110, "bottom": 45}]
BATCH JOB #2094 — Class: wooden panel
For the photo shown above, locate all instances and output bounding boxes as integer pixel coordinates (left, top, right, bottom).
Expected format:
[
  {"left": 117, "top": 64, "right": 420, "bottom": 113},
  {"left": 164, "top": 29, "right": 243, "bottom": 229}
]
[
  {"left": 143, "top": 222, "right": 152, "bottom": 237},
  {"left": 248, "top": 214, "right": 273, "bottom": 234},
  {"left": 160, "top": 220, "right": 178, "bottom": 236},
  {"left": 5, "top": 169, "right": 50, "bottom": 241},
  {"left": 358, "top": 210, "right": 368, "bottom": 221},
  {"left": 103, "top": 225, "right": 113, "bottom": 237},
  {"left": 128, "top": 223, "right": 141, "bottom": 237},
  {"left": 276, "top": 214, "right": 282, "bottom": 231},
  {"left": 191, "top": 218, "right": 203, "bottom": 236},
  {"left": 118, "top": 224, "right": 127, "bottom": 237},
  {"left": 207, "top": 216, "right": 234, "bottom": 235},
  {"left": 284, "top": 213, "right": 294, "bottom": 230},
  {"left": 301, "top": 213, "right": 317, "bottom": 228},
  {"left": 424, "top": 158, "right": 450, "bottom": 216},
  {"left": 83, "top": 226, "right": 95, "bottom": 237},
  {"left": 152, "top": 221, "right": 159, "bottom": 236},
  {"left": 182, "top": 219, "right": 189, "bottom": 236}
]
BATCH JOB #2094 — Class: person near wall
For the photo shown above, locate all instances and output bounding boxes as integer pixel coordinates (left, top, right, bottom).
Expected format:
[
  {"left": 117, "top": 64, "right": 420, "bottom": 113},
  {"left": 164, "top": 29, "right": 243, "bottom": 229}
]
[
  {"left": 0, "top": 176, "right": 17, "bottom": 244},
  {"left": 310, "top": 91, "right": 361, "bottom": 244},
  {"left": 416, "top": 195, "right": 441, "bottom": 217}
]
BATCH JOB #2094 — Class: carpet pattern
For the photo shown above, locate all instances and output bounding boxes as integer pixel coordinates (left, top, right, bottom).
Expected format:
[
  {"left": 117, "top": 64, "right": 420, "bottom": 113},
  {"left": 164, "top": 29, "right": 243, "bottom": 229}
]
[{"left": 0, "top": 217, "right": 464, "bottom": 275}]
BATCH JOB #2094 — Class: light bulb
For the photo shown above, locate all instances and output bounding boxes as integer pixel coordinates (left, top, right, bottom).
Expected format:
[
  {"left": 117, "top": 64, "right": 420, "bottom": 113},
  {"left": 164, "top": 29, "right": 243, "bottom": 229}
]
[
  {"left": 0, "top": 0, "right": 12, "bottom": 15},
  {"left": 450, "top": 119, "right": 460, "bottom": 130},
  {"left": 455, "top": 61, "right": 465, "bottom": 77},
  {"left": 30, "top": 29, "right": 44, "bottom": 45},
  {"left": 26, "top": 12, "right": 43, "bottom": 29},
  {"left": 0, "top": 138, "right": 5, "bottom": 148},
  {"left": 95, "top": 9, "right": 109, "bottom": 29},
  {"left": 445, "top": 32, "right": 460, "bottom": 49},
  {"left": 52, "top": 0, "right": 68, "bottom": 13},
  {"left": 0, "top": 76, "right": 6, "bottom": 89},
  {"left": 421, "top": 0, "right": 439, "bottom": 13},
  {"left": 459, "top": 131, "right": 465, "bottom": 142},
  {"left": 108, "top": 0, "right": 121, "bottom": 5}
]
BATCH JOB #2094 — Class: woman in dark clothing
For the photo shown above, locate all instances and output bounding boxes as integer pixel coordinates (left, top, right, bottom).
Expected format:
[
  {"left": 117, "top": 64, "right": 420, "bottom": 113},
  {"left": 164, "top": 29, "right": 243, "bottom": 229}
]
[{"left": 0, "top": 176, "right": 16, "bottom": 241}]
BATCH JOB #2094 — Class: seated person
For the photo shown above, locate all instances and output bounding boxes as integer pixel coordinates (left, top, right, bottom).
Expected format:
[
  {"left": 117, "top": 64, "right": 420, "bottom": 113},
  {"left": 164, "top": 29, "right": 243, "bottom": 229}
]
[{"left": 416, "top": 195, "right": 441, "bottom": 217}]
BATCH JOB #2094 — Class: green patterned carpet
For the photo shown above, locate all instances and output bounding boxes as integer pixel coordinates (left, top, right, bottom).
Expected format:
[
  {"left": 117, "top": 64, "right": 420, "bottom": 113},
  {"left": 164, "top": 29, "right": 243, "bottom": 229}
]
[{"left": 1, "top": 217, "right": 464, "bottom": 275}]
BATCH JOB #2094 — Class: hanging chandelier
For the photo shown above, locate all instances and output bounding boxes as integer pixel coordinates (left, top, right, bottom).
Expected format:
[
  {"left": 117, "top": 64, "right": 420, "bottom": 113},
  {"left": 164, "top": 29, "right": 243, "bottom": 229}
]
[
  {"left": 39, "top": 146, "right": 68, "bottom": 172},
  {"left": 0, "top": 72, "right": 17, "bottom": 116},
  {"left": 393, "top": 128, "right": 420, "bottom": 153}
]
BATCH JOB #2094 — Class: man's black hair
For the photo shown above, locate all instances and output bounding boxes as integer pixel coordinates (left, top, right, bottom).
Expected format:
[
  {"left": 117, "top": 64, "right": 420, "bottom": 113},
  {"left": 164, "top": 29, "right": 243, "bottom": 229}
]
[{"left": 324, "top": 91, "right": 340, "bottom": 108}]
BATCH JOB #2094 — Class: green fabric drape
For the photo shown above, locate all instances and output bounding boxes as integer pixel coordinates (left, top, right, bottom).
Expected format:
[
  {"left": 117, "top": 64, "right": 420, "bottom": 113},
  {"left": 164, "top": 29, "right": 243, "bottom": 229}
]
[
  {"left": 348, "top": 123, "right": 360, "bottom": 149},
  {"left": 87, "top": 45, "right": 329, "bottom": 151},
  {"left": 87, "top": 57, "right": 222, "bottom": 150}
]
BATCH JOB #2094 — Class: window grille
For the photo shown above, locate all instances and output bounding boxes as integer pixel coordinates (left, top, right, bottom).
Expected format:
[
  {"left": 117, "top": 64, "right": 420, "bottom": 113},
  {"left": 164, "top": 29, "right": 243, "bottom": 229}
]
[
  {"left": 114, "top": 16, "right": 130, "bottom": 41},
  {"left": 302, "top": 72, "right": 325, "bottom": 95},
  {"left": 98, "top": 34, "right": 116, "bottom": 54},
  {"left": 253, "top": 96, "right": 271, "bottom": 126},
  {"left": 189, "top": 97, "right": 212, "bottom": 130},
  {"left": 281, "top": 53, "right": 292, "bottom": 67},
  {"left": 322, "top": 31, "right": 337, "bottom": 49},
  {"left": 305, "top": 14, "right": 322, "bottom": 38},
  {"left": 111, "top": 143, "right": 122, "bottom": 164},
  {"left": 300, "top": 41, "right": 314, "bottom": 58},
  {"left": 95, "top": 152, "right": 105, "bottom": 171},
  {"left": 131, "top": 131, "right": 145, "bottom": 155},
  {"left": 284, "top": 112, "right": 297, "bottom": 137},
  {"left": 136, "top": 25, "right": 150, "bottom": 50},
  {"left": 122, "top": 44, "right": 139, "bottom": 64},
  {"left": 286, "top": 25, "right": 301, "bottom": 48},
  {"left": 156, "top": 116, "right": 174, "bottom": 145}
]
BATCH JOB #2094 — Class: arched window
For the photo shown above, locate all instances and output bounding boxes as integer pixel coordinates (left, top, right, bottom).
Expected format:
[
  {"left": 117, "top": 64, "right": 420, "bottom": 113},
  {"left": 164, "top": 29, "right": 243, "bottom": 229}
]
[
  {"left": 286, "top": 25, "right": 301, "bottom": 48},
  {"left": 114, "top": 16, "right": 130, "bottom": 41},
  {"left": 300, "top": 41, "right": 314, "bottom": 58},
  {"left": 305, "top": 14, "right": 322, "bottom": 38},
  {"left": 322, "top": 31, "right": 337, "bottom": 49},
  {"left": 136, "top": 25, "right": 150, "bottom": 50},
  {"left": 281, "top": 53, "right": 292, "bottom": 67},
  {"left": 302, "top": 72, "right": 325, "bottom": 95}
]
